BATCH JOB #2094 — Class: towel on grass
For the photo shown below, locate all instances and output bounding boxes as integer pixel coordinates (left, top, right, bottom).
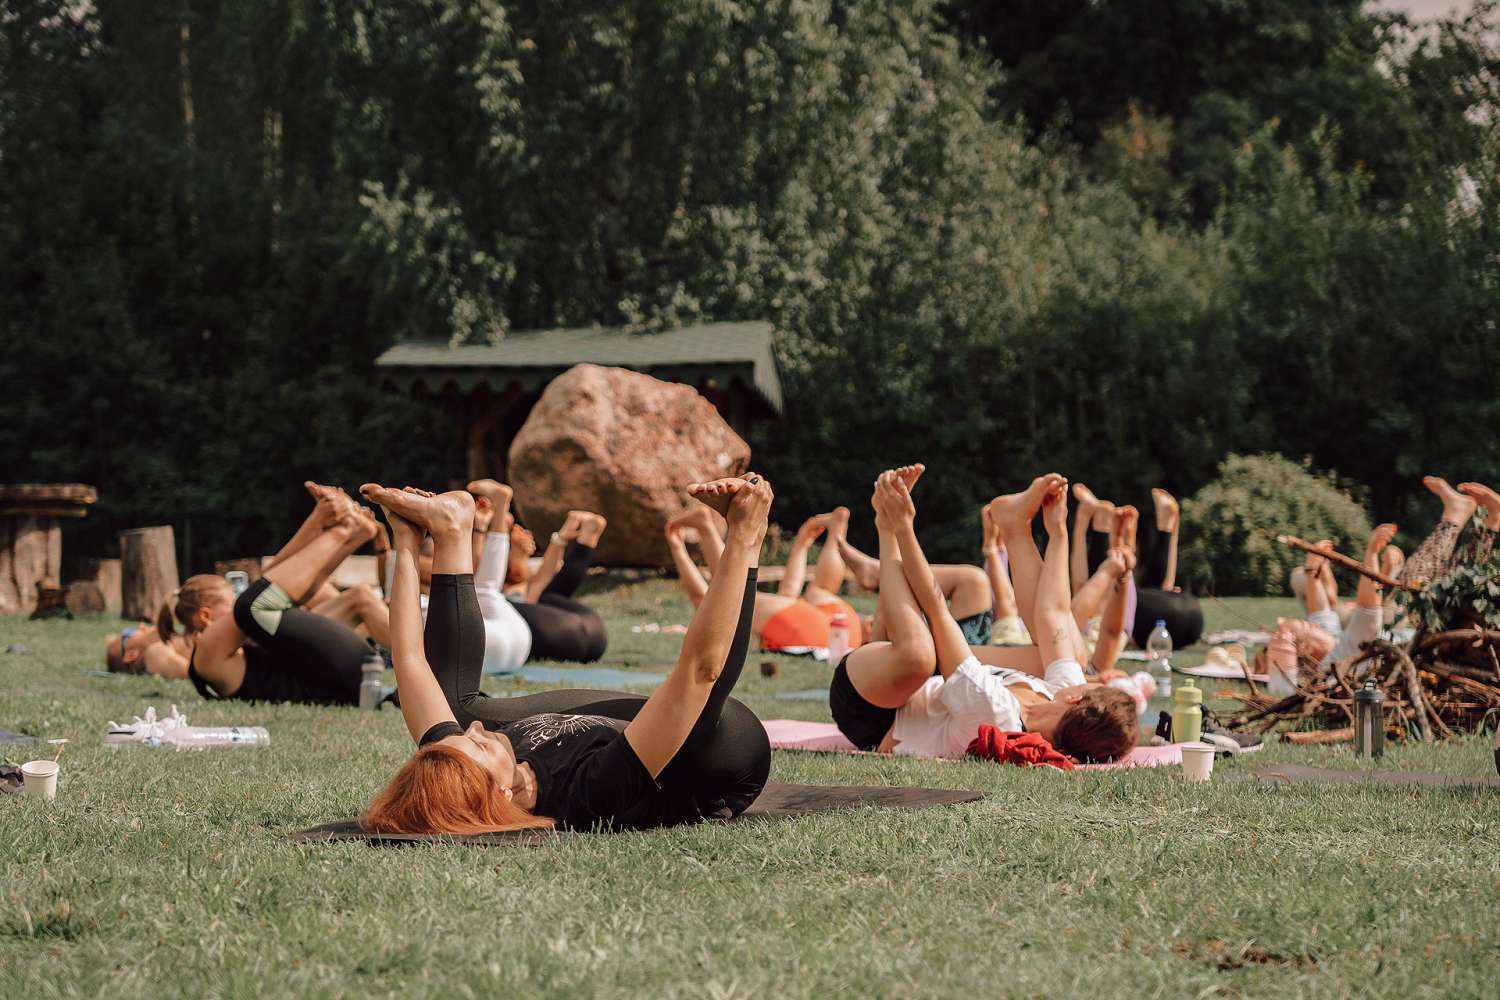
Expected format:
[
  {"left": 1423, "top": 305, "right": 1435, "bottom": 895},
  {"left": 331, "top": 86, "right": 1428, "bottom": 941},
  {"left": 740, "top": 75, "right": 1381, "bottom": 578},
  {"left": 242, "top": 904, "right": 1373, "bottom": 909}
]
[{"left": 965, "top": 727, "right": 1073, "bottom": 770}]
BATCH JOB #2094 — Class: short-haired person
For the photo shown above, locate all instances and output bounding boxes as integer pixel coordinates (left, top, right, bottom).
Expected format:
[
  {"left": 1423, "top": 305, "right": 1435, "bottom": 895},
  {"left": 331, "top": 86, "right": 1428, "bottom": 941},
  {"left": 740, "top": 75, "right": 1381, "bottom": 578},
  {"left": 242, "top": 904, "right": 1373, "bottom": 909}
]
[{"left": 828, "top": 467, "right": 1135, "bottom": 763}]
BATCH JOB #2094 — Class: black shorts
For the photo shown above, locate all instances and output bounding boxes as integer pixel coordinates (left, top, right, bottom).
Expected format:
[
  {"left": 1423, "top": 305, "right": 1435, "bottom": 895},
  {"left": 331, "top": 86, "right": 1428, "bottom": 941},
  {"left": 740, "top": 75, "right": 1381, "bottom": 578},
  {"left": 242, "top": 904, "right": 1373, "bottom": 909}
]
[{"left": 829, "top": 654, "right": 896, "bottom": 752}]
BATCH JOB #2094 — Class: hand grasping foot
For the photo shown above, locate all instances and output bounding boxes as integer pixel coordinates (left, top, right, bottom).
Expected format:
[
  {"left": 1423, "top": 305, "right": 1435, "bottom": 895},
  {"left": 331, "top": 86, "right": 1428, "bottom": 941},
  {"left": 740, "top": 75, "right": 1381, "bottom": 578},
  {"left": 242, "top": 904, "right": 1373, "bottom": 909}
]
[
  {"left": 360, "top": 483, "right": 475, "bottom": 535},
  {"left": 1458, "top": 482, "right": 1500, "bottom": 530},
  {"left": 1303, "top": 539, "right": 1334, "bottom": 581},
  {"left": 1041, "top": 480, "right": 1069, "bottom": 537},
  {"left": 1111, "top": 505, "right": 1139, "bottom": 554},
  {"left": 987, "top": 473, "right": 1067, "bottom": 533},
  {"left": 686, "top": 477, "right": 753, "bottom": 519},
  {"left": 873, "top": 469, "right": 918, "bottom": 529},
  {"left": 466, "top": 479, "right": 513, "bottom": 526},
  {"left": 378, "top": 504, "right": 424, "bottom": 551},
  {"left": 1151, "top": 488, "right": 1179, "bottom": 533},
  {"left": 690, "top": 474, "right": 773, "bottom": 549},
  {"left": 1103, "top": 545, "right": 1136, "bottom": 581},
  {"left": 1423, "top": 476, "right": 1477, "bottom": 526}
]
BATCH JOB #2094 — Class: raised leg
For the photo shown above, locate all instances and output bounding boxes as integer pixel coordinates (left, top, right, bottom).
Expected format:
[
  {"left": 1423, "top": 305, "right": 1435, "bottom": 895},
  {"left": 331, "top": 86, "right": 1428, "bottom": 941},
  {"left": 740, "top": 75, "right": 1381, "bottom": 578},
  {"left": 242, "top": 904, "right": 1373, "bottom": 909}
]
[
  {"left": 987, "top": 473, "right": 1067, "bottom": 639},
  {"left": 778, "top": 515, "right": 825, "bottom": 598},
  {"left": 1151, "top": 488, "right": 1180, "bottom": 591},
  {"left": 809, "top": 507, "right": 851, "bottom": 595},
  {"left": 1400, "top": 476, "right": 1478, "bottom": 584}
]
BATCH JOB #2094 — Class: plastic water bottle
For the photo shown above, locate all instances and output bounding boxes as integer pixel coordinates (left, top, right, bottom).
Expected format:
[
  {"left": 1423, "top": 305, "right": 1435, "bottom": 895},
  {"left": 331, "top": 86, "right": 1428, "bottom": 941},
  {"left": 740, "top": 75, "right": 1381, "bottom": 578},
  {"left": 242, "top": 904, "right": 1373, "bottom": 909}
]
[
  {"left": 1146, "top": 618, "right": 1174, "bottom": 709},
  {"left": 163, "top": 726, "right": 271, "bottom": 748},
  {"left": 827, "top": 613, "right": 851, "bottom": 665},
  {"left": 359, "top": 650, "right": 385, "bottom": 711}
]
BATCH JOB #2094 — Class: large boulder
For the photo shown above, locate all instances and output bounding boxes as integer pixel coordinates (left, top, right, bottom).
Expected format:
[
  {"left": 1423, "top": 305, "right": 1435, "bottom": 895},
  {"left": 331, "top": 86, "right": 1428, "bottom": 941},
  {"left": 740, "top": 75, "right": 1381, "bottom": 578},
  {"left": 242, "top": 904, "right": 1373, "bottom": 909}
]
[{"left": 508, "top": 365, "right": 750, "bottom": 566}]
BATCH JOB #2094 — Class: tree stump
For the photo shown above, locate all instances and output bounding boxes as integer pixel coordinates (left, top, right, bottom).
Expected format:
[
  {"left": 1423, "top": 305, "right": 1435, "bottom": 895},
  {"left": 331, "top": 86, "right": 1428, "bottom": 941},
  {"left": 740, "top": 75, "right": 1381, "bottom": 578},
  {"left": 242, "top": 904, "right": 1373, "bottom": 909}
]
[
  {"left": 64, "top": 581, "right": 107, "bottom": 618},
  {"left": 0, "top": 484, "right": 96, "bottom": 613},
  {"left": 120, "top": 526, "right": 179, "bottom": 620},
  {"left": 82, "top": 558, "right": 122, "bottom": 612}
]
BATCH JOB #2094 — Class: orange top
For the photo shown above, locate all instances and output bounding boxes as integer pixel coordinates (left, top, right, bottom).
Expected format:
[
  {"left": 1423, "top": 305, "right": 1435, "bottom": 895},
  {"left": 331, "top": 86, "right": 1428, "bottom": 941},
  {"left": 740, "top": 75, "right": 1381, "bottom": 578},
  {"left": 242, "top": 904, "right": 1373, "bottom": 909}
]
[{"left": 760, "top": 598, "right": 864, "bottom": 652}]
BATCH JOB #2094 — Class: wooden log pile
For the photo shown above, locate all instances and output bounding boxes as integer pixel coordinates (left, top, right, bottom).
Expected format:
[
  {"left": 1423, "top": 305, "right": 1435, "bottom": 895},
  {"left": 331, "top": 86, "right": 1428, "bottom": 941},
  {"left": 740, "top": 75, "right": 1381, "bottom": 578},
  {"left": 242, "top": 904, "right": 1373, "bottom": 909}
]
[{"left": 1227, "top": 628, "right": 1500, "bottom": 743}]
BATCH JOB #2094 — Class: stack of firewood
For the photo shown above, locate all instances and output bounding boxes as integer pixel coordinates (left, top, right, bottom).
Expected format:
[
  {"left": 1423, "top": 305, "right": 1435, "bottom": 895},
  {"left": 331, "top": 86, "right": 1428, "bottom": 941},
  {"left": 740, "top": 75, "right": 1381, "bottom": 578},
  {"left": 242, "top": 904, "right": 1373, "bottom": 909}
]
[{"left": 1228, "top": 628, "right": 1500, "bottom": 742}]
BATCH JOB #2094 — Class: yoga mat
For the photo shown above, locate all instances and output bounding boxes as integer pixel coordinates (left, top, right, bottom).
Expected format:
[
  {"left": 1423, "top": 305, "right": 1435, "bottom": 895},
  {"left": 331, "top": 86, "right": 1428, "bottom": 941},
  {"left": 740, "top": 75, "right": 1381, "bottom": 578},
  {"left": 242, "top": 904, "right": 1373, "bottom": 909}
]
[
  {"left": 762, "top": 720, "right": 1186, "bottom": 770},
  {"left": 1178, "top": 663, "right": 1270, "bottom": 683},
  {"left": 291, "top": 782, "right": 984, "bottom": 846},
  {"left": 510, "top": 665, "right": 666, "bottom": 689},
  {"left": 0, "top": 729, "right": 34, "bottom": 745},
  {"left": 1255, "top": 765, "right": 1500, "bottom": 790}
]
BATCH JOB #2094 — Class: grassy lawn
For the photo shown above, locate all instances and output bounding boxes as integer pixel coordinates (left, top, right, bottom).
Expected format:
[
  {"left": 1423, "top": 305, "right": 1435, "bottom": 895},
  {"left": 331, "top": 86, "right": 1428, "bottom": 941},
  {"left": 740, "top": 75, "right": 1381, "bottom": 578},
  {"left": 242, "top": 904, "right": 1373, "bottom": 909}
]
[{"left": 3, "top": 581, "right": 1499, "bottom": 999}]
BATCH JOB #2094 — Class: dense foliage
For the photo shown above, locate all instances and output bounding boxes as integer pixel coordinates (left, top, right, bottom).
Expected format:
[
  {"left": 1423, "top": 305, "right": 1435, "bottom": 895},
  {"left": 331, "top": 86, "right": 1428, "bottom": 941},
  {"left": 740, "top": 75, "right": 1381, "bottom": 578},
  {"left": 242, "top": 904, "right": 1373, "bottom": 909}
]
[
  {"left": 1178, "top": 454, "right": 1372, "bottom": 597},
  {"left": 2, "top": 0, "right": 1498, "bottom": 583}
]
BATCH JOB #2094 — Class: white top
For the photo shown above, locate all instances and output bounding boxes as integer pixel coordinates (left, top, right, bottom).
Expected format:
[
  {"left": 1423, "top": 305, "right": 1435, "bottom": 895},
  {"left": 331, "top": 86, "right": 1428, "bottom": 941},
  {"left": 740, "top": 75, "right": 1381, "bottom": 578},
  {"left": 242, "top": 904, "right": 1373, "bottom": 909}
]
[{"left": 890, "top": 656, "right": 1087, "bottom": 758}]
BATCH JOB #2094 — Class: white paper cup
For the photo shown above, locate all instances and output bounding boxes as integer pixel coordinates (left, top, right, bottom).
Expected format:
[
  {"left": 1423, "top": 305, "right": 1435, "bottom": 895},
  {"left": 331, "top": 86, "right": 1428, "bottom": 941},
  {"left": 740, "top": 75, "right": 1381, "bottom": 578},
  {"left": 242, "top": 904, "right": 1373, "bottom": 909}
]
[
  {"left": 1180, "top": 743, "right": 1215, "bottom": 783},
  {"left": 20, "top": 760, "right": 59, "bottom": 801}
]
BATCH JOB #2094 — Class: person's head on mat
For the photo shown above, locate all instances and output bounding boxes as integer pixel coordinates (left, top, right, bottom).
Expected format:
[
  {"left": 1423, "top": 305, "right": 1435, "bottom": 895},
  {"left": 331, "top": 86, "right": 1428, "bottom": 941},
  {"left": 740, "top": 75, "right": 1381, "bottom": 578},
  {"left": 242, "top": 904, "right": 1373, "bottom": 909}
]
[
  {"left": 1043, "top": 685, "right": 1137, "bottom": 763},
  {"left": 365, "top": 722, "right": 552, "bottom": 834}
]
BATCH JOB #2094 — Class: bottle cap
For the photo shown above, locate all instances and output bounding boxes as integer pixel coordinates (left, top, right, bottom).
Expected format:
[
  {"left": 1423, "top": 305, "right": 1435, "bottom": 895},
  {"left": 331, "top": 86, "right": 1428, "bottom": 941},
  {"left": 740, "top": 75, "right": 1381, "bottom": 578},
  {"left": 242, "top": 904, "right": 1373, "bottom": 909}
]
[
  {"left": 1155, "top": 619, "right": 1167, "bottom": 629},
  {"left": 1173, "top": 677, "right": 1202, "bottom": 704}
]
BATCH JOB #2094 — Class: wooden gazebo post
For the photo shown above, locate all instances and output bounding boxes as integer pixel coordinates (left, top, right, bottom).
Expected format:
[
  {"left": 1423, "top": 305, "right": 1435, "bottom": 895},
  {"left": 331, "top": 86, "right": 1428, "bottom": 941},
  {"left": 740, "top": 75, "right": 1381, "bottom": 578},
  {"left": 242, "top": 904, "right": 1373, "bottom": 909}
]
[{"left": 0, "top": 484, "right": 97, "bottom": 614}]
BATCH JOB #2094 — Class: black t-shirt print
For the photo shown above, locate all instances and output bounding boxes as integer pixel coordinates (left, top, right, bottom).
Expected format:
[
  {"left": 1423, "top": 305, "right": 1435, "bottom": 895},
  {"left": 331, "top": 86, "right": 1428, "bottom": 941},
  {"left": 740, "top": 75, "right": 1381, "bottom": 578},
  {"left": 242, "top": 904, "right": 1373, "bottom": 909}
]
[{"left": 502, "top": 713, "right": 677, "bottom": 831}]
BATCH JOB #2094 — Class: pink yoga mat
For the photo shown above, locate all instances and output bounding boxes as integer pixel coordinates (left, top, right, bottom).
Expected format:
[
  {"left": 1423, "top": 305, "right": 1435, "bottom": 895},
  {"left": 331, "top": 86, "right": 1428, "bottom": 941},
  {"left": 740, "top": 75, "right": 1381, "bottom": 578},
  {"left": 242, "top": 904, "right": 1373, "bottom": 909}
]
[{"left": 762, "top": 720, "right": 1184, "bottom": 770}]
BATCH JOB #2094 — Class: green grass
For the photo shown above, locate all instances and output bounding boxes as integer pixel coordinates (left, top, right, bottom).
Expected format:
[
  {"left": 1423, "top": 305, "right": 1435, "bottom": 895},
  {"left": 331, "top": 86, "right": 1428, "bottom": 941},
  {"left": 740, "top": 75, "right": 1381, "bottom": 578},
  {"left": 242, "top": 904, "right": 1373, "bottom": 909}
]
[{"left": 3, "top": 583, "right": 1500, "bottom": 999}]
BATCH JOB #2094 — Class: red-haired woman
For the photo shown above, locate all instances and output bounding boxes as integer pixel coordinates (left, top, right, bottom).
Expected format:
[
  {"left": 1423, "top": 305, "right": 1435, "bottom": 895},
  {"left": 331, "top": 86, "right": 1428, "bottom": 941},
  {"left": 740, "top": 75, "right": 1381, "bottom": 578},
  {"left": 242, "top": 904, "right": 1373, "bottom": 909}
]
[{"left": 361, "top": 474, "right": 772, "bottom": 834}]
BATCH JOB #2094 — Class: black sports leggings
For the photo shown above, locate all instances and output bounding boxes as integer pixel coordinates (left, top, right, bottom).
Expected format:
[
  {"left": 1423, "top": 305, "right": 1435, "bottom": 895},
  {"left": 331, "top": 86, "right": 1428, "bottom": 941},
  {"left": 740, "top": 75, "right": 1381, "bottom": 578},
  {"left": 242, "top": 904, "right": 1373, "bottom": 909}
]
[
  {"left": 515, "top": 542, "right": 608, "bottom": 662},
  {"left": 1087, "top": 521, "right": 1204, "bottom": 648},
  {"left": 425, "top": 568, "right": 769, "bottom": 818}
]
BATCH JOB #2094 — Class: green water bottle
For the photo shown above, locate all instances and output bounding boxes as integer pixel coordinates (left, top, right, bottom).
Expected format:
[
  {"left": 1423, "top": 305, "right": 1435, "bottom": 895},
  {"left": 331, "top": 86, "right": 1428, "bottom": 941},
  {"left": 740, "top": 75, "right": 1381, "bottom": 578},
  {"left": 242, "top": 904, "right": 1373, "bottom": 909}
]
[{"left": 1172, "top": 677, "right": 1202, "bottom": 744}]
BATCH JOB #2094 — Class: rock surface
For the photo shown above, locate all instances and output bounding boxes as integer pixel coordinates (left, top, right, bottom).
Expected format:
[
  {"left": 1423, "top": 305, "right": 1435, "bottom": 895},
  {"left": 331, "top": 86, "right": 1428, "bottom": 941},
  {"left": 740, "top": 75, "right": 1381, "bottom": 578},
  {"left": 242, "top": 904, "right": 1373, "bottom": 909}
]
[{"left": 508, "top": 365, "right": 750, "bottom": 566}]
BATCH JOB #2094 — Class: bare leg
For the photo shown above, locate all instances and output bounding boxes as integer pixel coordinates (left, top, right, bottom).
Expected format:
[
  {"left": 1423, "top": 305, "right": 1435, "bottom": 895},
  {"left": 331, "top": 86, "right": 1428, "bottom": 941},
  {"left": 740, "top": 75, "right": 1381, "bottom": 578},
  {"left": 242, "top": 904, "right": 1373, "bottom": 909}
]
[
  {"left": 312, "top": 584, "right": 392, "bottom": 647},
  {"left": 666, "top": 525, "right": 709, "bottom": 607},
  {"left": 778, "top": 515, "right": 825, "bottom": 598},
  {"left": 1300, "top": 542, "right": 1334, "bottom": 616},
  {"left": 1151, "top": 488, "right": 1180, "bottom": 591},
  {"left": 1090, "top": 548, "right": 1135, "bottom": 674},
  {"left": 1071, "top": 561, "right": 1119, "bottom": 627},
  {"left": 677, "top": 506, "right": 726, "bottom": 575},
  {"left": 526, "top": 510, "right": 585, "bottom": 601},
  {"left": 1036, "top": 484, "right": 1088, "bottom": 667},
  {"left": 928, "top": 565, "right": 993, "bottom": 620},
  {"left": 835, "top": 533, "right": 881, "bottom": 592},
  {"left": 1070, "top": 483, "right": 1108, "bottom": 597},
  {"left": 981, "top": 504, "right": 1020, "bottom": 621},
  {"left": 809, "top": 507, "right": 851, "bottom": 595},
  {"left": 840, "top": 476, "right": 937, "bottom": 709},
  {"left": 261, "top": 514, "right": 363, "bottom": 607},
  {"left": 987, "top": 473, "right": 1067, "bottom": 639},
  {"left": 265, "top": 482, "right": 343, "bottom": 568}
]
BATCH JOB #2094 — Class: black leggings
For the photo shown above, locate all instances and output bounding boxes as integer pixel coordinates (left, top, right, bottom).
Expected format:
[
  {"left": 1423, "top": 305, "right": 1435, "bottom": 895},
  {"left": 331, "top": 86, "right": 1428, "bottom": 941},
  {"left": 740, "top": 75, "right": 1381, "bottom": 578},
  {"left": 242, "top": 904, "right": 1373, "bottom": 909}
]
[
  {"left": 425, "top": 568, "right": 769, "bottom": 818},
  {"left": 1087, "top": 520, "right": 1204, "bottom": 649},
  {"left": 517, "top": 542, "right": 608, "bottom": 662},
  {"left": 187, "top": 578, "right": 368, "bottom": 705}
]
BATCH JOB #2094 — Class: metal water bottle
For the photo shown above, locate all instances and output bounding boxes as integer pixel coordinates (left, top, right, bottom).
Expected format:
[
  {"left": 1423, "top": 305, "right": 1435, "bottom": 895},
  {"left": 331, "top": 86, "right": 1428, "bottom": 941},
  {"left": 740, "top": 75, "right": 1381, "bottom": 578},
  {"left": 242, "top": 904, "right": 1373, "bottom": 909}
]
[
  {"left": 359, "top": 651, "right": 385, "bottom": 711},
  {"left": 1355, "top": 681, "right": 1384, "bottom": 758},
  {"left": 828, "top": 613, "right": 851, "bottom": 665}
]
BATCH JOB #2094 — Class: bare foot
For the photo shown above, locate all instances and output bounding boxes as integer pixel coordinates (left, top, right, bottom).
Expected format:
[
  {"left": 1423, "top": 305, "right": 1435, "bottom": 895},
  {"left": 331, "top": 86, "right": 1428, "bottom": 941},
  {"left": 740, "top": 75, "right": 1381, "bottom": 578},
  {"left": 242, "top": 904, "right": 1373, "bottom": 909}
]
[
  {"left": 1112, "top": 505, "right": 1139, "bottom": 553},
  {"left": 1041, "top": 481, "right": 1069, "bottom": 536},
  {"left": 686, "top": 477, "right": 755, "bottom": 519},
  {"left": 668, "top": 503, "right": 721, "bottom": 539},
  {"left": 379, "top": 504, "right": 424, "bottom": 551},
  {"left": 305, "top": 481, "right": 344, "bottom": 527},
  {"left": 893, "top": 464, "right": 925, "bottom": 492},
  {"left": 1424, "top": 476, "right": 1477, "bottom": 525},
  {"left": 360, "top": 484, "right": 474, "bottom": 535},
  {"left": 1303, "top": 538, "right": 1333, "bottom": 581},
  {"left": 981, "top": 502, "right": 1002, "bottom": 551},
  {"left": 1151, "top": 488, "right": 1179, "bottom": 533},
  {"left": 1366, "top": 523, "right": 1398, "bottom": 558},
  {"left": 466, "top": 478, "right": 513, "bottom": 517},
  {"left": 1459, "top": 482, "right": 1500, "bottom": 529},
  {"left": 826, "top": 505, "right": 851, "bottom": 536},
  {"left": 795, "top": 514, "right": 830, "bottom": 544},
  {"left": 836, "top": 533, "right": 881, "bottom": 591},
  {"left": 987, "top": 473, "right": 1067, "bottom": 534},
  {"left": 472, "top": 498, "right": 494, "bottom": 534},
  {"left": 1381, "top": 545, "right": 1405, "bottom": 580}
]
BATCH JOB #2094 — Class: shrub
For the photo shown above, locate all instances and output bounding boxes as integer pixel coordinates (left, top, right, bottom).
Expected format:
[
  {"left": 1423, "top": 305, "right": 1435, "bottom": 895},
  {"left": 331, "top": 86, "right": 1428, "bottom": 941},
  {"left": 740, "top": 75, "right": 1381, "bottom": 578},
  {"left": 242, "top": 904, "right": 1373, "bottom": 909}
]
[{"left": 1179, "top": 453, "right": 1371, "bottom": 596}]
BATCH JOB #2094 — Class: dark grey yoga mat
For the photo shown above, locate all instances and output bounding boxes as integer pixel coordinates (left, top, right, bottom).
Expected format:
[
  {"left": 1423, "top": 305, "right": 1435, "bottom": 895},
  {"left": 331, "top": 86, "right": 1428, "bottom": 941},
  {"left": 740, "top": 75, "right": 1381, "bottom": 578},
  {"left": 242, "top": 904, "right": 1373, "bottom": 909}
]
[
  {"left": 1255, "top": 764, "right": 1500, "bottom": 790},
  {"left": 292, "top": 782, "right": 984, "bottom": 846}
]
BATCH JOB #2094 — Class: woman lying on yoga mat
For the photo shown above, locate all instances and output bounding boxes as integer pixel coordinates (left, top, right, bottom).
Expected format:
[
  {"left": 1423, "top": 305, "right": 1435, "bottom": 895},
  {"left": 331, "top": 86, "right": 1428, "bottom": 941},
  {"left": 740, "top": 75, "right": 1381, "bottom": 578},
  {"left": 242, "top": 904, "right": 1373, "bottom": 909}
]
[
  {"left": 362, "top": 475, "right": 773, "bottom": 834},
  {"left": 157, "top": 492, "right": 380, "bottom": 704},
  {"left": 666, "top": 503, "right": 863, "bottom": 656},
  {"left": 828, "top": 467, "right": 1136, "bottom": 762},
  {"left": 105, "top": 484, "right": 390, "bottom": 676},
  {"left": 462, "top": 480, "right": 609, "bottom": 669},
  {"left": 835, "top": 481, "right": 1013, "bottom": 647}
]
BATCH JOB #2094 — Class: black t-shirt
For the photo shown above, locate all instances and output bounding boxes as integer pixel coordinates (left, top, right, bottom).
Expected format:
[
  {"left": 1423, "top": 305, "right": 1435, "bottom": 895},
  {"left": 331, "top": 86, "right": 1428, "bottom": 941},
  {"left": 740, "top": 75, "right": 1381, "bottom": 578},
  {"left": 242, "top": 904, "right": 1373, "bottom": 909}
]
[{"left": 421, "top": 714, "right": 701, "bottom": 831}]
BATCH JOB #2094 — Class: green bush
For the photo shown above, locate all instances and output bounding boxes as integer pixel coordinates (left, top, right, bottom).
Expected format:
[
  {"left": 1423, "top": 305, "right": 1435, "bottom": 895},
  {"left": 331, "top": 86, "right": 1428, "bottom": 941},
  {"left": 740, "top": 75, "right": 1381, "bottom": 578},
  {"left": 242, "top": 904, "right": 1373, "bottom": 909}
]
[{"left": 1179, "top": 454, "right": 1372, "bottom": 596}]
